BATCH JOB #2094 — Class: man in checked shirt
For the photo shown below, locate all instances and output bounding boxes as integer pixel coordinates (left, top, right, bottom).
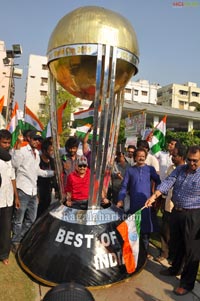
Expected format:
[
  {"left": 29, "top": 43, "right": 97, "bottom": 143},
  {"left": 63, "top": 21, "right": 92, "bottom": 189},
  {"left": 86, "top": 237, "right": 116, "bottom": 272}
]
[{"left": 145, "top": 145, "right": 200, "bottom": 296}]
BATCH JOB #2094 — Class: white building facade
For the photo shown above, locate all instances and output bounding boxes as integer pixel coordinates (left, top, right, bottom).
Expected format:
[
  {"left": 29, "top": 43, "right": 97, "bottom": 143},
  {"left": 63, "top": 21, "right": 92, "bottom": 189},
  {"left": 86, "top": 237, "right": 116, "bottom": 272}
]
[
  {"left": 25, "top": 54, "right": 49, "bottom": 114},
  {"left": 124, "top": 79, "right": 161, "bottom": 104},
  {"left": 0, "top": 40, "right": 23, "bottom": 126},
  {"left": 0, "top": 41, "right": 10, "bottom": 106},
  {"left": 157, "top": 82, "right": 200, "bottom": 111}
]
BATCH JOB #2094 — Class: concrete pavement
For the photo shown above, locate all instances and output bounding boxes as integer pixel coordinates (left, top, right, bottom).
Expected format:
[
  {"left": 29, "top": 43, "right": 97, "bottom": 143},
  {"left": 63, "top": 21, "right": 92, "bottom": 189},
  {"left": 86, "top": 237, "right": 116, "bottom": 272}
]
[{"left": 34, "top": 244, "right": 200, "bottom": 301}]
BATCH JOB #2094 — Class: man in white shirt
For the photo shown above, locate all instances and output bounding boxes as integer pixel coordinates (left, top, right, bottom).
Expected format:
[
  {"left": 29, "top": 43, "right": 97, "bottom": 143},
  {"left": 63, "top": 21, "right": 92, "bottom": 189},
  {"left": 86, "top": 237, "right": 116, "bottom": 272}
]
[
  {"left": 137, "top": 140, "right": 160, "bottom": 173},
  {"left": 0, "top": 130, "right": 19, "bottom": 265},
  {"left": 11, "top": 130, "right": 54, "bottom": 253},
  {"left": 124, "top": 145, "right": 136, "bottom": 166},
  {"left": 155, "top": 138, "right": 180, "bottom": 180}
]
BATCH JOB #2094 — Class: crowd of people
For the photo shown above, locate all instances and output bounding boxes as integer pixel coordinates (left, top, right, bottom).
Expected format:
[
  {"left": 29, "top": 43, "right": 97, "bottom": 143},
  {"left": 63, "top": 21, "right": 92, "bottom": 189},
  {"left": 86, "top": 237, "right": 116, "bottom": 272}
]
[{"left": 0, "top": 126, "right": 199, "bottom": 297}]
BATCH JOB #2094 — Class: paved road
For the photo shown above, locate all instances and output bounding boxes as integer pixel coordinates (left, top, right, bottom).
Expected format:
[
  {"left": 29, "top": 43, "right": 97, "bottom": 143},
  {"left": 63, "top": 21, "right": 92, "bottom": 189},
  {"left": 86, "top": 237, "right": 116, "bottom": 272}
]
[{"left": 34, "top": 244, "right": 200, "bottom": 301}]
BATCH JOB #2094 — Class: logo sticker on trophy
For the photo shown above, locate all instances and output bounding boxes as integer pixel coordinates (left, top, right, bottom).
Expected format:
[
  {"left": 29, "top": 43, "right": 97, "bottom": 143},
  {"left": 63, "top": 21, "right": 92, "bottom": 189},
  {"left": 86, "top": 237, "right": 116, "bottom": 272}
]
[{"left": 18, "top": 6, "right": 146, "bottom": 287}]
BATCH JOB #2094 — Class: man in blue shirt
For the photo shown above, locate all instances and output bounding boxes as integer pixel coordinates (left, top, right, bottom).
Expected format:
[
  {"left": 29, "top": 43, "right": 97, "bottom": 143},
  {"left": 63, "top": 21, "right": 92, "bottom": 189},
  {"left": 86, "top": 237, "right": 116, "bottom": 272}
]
[
  {"left": 117, "top": 148, "right": 161, "bottom": 253},
  {"left": 146, "top": 145, "right": 200, "bottom": 296}
]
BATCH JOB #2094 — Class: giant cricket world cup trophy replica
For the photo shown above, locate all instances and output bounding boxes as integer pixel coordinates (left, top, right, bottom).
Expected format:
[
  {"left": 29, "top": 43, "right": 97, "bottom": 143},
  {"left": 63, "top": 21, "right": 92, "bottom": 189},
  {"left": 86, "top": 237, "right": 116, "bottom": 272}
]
[{"left": 18, "top": 6, "right": 146, "bottom": 287}]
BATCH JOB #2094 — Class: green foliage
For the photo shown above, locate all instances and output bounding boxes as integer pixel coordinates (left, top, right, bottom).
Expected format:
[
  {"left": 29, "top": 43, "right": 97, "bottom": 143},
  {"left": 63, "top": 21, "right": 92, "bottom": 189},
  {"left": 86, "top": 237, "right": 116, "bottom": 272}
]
[
  {"left": 118, "top": 119, "right": 126, "bottom": 144},
  {"left": 38, "top": 87, "right": 80, "bottom": 146},
  {"left": 166, "top": 130, "right": 200, "bottom": 148}
]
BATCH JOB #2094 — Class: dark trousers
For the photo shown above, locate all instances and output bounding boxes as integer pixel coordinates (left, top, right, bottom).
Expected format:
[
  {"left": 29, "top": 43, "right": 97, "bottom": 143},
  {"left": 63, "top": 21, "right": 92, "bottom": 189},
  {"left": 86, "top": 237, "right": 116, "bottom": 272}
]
[
  {"left": 160, "top": 211, "right": 171, "bottom": 258},
  {"left": 37, "top": 189, "right": 52, "bottom": 218},
  {"left": 170, "top": 208, "right": 200, "bottom": 290},
  {"left": 0, "top": 206, "right": 13, "bottom": 260},
  {"left": 141, "top": 233, "right": 150, "bottom": 252}
]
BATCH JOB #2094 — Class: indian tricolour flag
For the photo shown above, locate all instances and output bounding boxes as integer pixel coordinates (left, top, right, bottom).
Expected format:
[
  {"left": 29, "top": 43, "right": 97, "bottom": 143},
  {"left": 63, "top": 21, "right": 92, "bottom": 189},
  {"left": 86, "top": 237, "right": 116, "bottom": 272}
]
[
  {"left": 73, "top": 107, "right": 94, "bottom": 127},
  {"left": 0, "top": 95, "right": 5, "bottom": 114},
  {"left": 42, "top": 121, "right": 51, "bottom": 138},
  {"left": 148, "top": 115, "right": 167, "bottom": 155},
  {"left": 75, "top": 124, "right": 93, "bottom": 139},
  {"left": 6, "top": 102, "right": 24, "bottom": 148},
  {"left": 24, "top": 105, "right": 44, "bottom": 131},
  {"left": 117, "top": 210, "right": 141, "bottom": 274}
]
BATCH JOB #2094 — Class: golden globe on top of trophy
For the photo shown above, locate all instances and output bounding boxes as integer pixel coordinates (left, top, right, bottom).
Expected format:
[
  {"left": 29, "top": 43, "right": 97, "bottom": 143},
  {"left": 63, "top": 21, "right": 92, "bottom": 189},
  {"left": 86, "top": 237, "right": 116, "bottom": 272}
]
[{"left": 47, "top": 6, "right": 139, "bottom": 100}]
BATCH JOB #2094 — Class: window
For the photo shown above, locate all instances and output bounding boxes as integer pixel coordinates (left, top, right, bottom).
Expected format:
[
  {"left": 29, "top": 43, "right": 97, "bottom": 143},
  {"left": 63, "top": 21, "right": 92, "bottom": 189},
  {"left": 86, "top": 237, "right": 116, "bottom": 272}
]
[
  {"left": 39, "top": 103, "right": 46, "bottom": 110},
  {"left": 42, "top": 64, "right": 48, "bottom": 70},
  {"left": 134, "top": 89, "right": 138, "bottom": 96},
  {"left": 125, "top": 88, "right": 131, "bottom": 94},
  {"left": 192, "top": 92, "right": 199, "bottom": 97},
  {"left": 141, "top": 90, "right": 148, "bottom": 96},
  {"left": 41, "top": 77, "right": 48, "bottom": 85},
  {"left": 40, "top": 90, "right": 47, "bottom": 96},
  {"left": 30, "top": 75, "right": 35, "bottom": 78},
  {"left": 179, "top": 100, "right": 185, "bottom": 109},
  {"left": 179, "top": 90, "right": 188, "bottom": 96}
]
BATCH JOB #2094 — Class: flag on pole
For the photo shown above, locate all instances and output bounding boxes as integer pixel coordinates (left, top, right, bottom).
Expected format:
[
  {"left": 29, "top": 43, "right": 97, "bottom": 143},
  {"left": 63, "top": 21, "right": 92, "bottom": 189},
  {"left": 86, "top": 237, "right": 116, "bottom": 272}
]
[
  {"left": 0, "top": 96, "right": 4, "bottom": 114},
  {"left": 57, "top": 101, "right": 67, "bottom": 134},
  {"left": 73, "top": 107, "right": 94, "bottom": 127},
  {"left": 24, "top": 106, "right": 44, "bottom": 132},
  {"left": 42, "top": 101, "right": 67, "bottom": 138},
  {"left": 117, "top": 210, "right": 141, "bottom": 274},
  {"left": 75, "top": 123, "right": 93, "bottom": 139},
  {"left": 6, "top": 102, "right": 24, "bottom": 148},
  {"left": 42, "top": 121, "right": 51, "bottom": 138},
  {"left": 147, "top": 115, "right": 167, "bottom": 155}
]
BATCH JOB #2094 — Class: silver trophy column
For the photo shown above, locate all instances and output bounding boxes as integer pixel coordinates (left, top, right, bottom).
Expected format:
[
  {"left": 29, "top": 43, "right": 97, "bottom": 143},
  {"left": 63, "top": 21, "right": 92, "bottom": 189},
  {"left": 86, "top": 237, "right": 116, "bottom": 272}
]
[{"left": 18, "top": 6, "right": 146, "bottom": 287}]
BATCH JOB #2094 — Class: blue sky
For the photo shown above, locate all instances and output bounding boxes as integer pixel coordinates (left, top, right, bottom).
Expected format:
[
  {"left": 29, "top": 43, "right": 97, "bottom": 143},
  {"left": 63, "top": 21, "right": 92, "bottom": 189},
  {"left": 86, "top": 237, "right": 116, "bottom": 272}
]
[{"left": 0, "top": 0, "right": 200, "bottom": 109}]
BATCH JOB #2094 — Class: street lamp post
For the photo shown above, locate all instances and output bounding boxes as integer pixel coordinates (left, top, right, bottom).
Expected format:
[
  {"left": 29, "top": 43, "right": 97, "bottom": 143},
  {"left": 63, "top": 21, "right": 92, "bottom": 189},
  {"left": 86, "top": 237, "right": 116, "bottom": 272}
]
[{"left": 2, "top": 44, "right": 22, "bottom": 125}]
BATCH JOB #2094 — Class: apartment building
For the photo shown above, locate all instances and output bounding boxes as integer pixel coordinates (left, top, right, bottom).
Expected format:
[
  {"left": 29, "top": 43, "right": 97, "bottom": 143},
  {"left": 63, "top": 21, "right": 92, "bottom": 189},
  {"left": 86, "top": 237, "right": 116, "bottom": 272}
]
[
  {"left": 0, "top": 41, "right": 10, "bottom": 109},
  {"left": 25, "top": 54, "right": 49, "bottom": 114},
  {"left": 124, "top": 79, "right": 161, "bottom": 104},
  {"left": 0, "top": 40, "right": 23, "bottom": 125},
  {"left": 157, "top": 82, "right": 200, "bottom": 111}
]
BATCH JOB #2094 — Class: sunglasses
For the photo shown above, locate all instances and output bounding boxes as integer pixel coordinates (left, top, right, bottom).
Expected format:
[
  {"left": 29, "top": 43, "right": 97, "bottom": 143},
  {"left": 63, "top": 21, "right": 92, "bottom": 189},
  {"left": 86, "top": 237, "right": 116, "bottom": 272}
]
[
  {"left": 78, "top": 164, "right": 87, "bottom": 168},
  {"left": 33, "top": 137, "right": 41, "bottom": 141},
  {"left": 186, "top": 158, "right": 199, "bottom": 163}
]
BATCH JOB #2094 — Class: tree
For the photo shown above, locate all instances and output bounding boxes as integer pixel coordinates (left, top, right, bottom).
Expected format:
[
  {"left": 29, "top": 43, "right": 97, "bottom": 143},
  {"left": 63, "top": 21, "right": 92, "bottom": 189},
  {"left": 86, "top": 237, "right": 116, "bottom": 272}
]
[
  {"left": 166, "top": 130, "right": 200, "bottom": 148},
  {"left": 117, "top": 119, "right": 126, "bottom": 144},
  {"left": 38, "top": 87, "right": 80, "bottom": 146}
]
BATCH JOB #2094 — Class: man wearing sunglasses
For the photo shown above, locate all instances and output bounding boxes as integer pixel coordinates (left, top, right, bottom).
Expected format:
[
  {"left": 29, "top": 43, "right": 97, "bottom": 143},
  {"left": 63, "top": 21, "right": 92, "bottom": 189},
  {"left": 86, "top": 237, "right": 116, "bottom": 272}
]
[
  {"left": 11, "top": 130, "right": 55, "bottom": 253},
  {"left": 145, "top": 145, "right": 200, "bottom": 296},
  {"left": 125, "top": 145, "right": 136, "bottom": 166},
  {"left": 64, "top": 156, "right": 90, "bottom": 210}
]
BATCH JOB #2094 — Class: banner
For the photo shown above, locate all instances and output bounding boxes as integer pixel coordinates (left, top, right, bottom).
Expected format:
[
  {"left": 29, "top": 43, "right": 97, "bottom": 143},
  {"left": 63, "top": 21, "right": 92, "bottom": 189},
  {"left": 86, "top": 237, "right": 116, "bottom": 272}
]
[{"left": 125, "top": 113, "right": 146, "bottom": 137}]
